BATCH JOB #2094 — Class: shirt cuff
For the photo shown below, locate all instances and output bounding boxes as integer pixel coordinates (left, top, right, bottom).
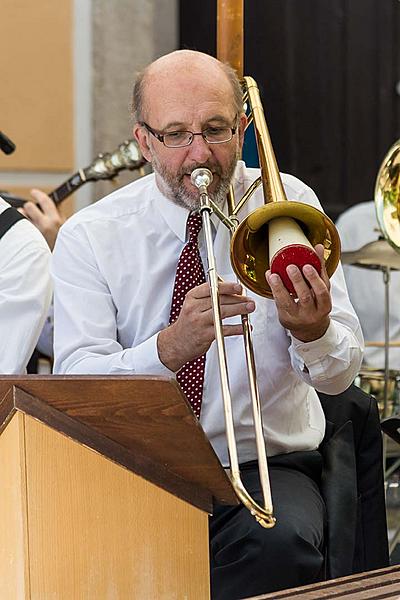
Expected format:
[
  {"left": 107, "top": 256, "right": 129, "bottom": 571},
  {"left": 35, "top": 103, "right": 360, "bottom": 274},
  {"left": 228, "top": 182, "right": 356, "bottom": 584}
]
[
  {"left": 131, "top": 332, "right": 177, "bottom": 378},
  {"left": 290, "top": 320, "right": 338, "bottom": 365}
]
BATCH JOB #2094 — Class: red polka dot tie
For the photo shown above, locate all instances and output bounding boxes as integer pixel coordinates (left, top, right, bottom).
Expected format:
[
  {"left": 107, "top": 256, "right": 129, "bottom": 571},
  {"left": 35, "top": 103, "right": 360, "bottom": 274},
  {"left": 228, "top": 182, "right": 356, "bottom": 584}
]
[{"left": 169, "top": 213, "right": 206, "bottom": 418}]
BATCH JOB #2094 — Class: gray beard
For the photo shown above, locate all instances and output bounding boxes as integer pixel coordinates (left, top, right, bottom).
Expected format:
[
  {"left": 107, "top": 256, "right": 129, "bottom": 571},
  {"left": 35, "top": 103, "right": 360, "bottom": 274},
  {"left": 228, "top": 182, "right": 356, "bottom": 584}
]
[{"left": 150, "top": 147, "right": 240, "bottom": 211}]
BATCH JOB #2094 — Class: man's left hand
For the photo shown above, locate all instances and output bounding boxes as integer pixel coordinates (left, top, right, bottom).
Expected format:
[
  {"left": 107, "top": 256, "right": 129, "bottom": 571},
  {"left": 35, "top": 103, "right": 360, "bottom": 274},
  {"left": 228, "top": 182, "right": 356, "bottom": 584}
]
[
  {"left": 266, "top": 244, "right": 331, "bottom": 342},
  {"left": 19, "top": 189, "right": 64, "bottom": 251}
]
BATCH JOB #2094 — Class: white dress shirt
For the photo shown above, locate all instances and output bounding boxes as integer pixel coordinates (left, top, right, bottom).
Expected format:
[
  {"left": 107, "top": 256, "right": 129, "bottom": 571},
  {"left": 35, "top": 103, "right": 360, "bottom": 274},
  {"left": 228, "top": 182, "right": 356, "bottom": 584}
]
[
  {"left": 53, "top": 162, "right": 363, "bottom": 465},
  {"left": 336, "top": 201, "right": 400, "bottom": 369},
  {"left": 36, "top": 300, "right": 54, "bottom": 358},
  {"left": 0, "top": 197, "right": 52, "bottom": 373}
]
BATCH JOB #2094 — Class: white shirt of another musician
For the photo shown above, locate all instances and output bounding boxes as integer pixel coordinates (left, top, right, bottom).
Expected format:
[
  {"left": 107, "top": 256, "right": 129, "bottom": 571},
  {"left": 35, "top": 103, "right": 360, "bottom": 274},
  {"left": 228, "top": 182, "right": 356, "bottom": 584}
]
[
  {"left": 0, "top": 197, "right": 52, "bottom": 373},
  {"left": 336, "top": 200, "right": 400, "bottom": 370},
  {"left": 52, "top": 161, "right": 363, "bottom": 465}
]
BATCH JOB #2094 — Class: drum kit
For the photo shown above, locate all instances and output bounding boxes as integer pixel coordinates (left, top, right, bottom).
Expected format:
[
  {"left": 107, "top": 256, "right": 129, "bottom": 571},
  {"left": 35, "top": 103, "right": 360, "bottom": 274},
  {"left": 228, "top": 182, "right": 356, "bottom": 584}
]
[
  {"left": 342, "top": 240, "right": 400, "bottom": 421},
  {"left": 342, "top": 139, "right": 400, "bottom": 424},
  {"left": 342, "top": 139, "right": 400, "bottom": 556}
]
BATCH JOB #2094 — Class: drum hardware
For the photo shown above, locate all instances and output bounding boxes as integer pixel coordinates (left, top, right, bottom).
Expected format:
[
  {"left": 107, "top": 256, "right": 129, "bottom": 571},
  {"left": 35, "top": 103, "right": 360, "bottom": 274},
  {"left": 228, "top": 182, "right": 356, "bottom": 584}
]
[
  {"left": 343, "top": 249, "right": 395, "bottom": 421},
  {"left": 376, "top": 144, "right": 400, "bottom": 551},
  {"left": 373, "top": 139, "right": 400, "bottom": 430},
  {"left": 365, "top": 341, "right": 400, "bottom": 348},
  {"left": 356, "top": 367, "right": 400, "bottom": 419},
  {"left": 341, "top": 240, "right": 400, "bottom": 423},
  {"left": 341, "top": 239, "right": 400, "bottom": 271}
]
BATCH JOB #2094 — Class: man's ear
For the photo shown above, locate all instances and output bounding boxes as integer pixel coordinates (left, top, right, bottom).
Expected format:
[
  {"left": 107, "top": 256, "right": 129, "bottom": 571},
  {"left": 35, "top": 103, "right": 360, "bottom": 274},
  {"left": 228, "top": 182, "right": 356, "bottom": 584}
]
[
  {"left": 133, "top": 123, "right": 152, "bottom": 162},
  {"left": 238, "top": 113, "right": 248, "bottom": 150}
]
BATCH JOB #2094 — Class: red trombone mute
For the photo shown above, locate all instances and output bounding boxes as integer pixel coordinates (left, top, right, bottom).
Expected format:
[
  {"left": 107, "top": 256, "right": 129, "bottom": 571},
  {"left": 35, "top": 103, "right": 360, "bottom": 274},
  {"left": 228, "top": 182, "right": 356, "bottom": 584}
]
[
  {"left": 270, "top": 244, "right": 322, "bottom": 295},
  {"left": 268, "top": 216, "right": 322, "bottom": 296}
]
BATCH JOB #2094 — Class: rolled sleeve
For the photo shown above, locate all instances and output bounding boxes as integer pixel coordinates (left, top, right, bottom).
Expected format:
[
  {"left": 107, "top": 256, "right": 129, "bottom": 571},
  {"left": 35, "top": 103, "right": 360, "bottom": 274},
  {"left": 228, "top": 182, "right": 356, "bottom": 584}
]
[
  {"left": 291, "top": 321, "right": 339, "bottom": 373},
  {"left": 289, "top": 320, "right": 364, "bottom": 393}
]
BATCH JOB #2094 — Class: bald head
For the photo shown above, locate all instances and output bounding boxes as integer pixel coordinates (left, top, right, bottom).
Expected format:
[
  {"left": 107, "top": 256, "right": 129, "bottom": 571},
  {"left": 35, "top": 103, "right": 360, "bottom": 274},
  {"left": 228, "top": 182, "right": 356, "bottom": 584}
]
[{"left": 132, "top": 50, "right": 243, "bottom": 124}]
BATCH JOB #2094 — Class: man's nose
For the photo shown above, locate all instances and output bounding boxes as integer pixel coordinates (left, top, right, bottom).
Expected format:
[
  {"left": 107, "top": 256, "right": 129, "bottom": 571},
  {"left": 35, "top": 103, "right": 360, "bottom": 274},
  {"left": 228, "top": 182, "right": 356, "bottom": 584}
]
[{"left": 187, "top": 134, "right": 212, "bottom": 163}]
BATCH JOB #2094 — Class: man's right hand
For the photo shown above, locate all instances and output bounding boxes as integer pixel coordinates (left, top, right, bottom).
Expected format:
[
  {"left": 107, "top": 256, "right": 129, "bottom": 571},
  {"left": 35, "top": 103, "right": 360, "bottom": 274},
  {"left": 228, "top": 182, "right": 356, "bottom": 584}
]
[{"left": 157, "top": 281, "right": 255, "bottom": 372}]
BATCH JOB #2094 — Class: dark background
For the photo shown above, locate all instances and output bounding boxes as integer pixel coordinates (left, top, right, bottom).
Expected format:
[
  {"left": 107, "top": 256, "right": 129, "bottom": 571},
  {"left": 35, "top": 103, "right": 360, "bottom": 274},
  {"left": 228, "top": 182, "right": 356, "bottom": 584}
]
[{"left": 179, "top": 0, "right": 400, "bottom": 221}]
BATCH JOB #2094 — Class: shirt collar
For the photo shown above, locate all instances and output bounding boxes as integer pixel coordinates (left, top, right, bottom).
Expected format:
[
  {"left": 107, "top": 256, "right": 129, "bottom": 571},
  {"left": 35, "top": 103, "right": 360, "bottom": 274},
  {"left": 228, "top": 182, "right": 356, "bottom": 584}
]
[
  {"left": 149, "top": 160, "right": 248, "bottom": 241},
  {"left": 151, "top": 177, "right": 224, "bottom": 242},
  {"left": 152, "top": 179, "right": 189, "bottom": 242}
]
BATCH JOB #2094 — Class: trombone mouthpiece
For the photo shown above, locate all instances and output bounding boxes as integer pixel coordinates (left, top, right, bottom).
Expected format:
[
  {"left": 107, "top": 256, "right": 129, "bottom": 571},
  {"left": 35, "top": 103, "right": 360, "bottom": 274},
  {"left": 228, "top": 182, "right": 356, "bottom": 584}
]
[{"left": 191, "top": 168, "right": 213, "bottom": 189}]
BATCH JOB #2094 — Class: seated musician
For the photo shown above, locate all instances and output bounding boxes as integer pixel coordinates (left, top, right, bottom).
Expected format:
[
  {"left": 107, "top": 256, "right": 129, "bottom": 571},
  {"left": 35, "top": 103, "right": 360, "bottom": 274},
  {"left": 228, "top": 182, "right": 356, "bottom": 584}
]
[
  {"left": 0, "top": 195, "right": 52, "bottom": 373},
  {"left": 51, "top": 50, "right": 364, "bottom": 599},
  {"left": 336, "top": 201, "right": 400, "bottom": 371},
  {"left": 18, "top": 189, "right": 65, "bottom": 365}
]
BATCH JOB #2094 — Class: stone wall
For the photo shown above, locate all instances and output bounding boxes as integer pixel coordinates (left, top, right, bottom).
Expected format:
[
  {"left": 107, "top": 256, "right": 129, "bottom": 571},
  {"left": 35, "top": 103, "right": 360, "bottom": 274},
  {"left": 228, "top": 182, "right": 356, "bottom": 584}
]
[{"left": 91, "top": 0, "right": 178, "bottom": 200}]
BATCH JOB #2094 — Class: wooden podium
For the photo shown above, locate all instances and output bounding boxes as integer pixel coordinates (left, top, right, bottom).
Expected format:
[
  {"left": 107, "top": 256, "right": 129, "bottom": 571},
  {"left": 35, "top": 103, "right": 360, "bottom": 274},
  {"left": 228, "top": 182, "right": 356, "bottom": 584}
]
[{"left": 0, "top": 376, "right": 237, "bottom": 599}]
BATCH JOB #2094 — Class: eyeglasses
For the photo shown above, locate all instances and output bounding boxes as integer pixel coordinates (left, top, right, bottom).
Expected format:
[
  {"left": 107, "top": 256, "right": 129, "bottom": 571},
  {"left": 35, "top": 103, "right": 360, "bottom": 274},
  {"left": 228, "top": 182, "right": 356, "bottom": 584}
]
[{"left": 140, "top": 120, "right": 237, "bottom": 148}]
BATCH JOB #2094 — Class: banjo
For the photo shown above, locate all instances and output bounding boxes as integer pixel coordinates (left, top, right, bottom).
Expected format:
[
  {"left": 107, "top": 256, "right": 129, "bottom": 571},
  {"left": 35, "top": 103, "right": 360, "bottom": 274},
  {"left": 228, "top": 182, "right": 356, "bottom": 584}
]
[{"left": 1, "top": 138, "right": 146, "bottom": 208}]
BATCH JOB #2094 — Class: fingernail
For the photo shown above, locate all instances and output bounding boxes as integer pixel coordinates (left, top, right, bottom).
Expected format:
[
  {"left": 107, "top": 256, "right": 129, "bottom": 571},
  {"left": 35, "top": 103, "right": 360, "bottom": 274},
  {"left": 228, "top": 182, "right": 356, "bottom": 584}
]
[
  {"left": 287, "top": 265, "right": 297, "bottom": 275},
  {"left": 269, "top": 273, "right": 280, "bottom": 285},
  {"left": 234, "top": 283, "right": 242, "bottom": 293},
  {"left": 246, "top": 301, "right": 255, "bottom": 311},
  {"left": 303, "top": 265, "right": 314, "bottom": 276}
]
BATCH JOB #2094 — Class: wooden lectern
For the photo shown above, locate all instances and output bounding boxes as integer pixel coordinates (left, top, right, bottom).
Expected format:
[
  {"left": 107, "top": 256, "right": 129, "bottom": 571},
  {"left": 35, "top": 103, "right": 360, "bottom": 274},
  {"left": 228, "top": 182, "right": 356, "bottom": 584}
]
[{"left": 0, "top": 375, "right": 237, "bottom": 599}]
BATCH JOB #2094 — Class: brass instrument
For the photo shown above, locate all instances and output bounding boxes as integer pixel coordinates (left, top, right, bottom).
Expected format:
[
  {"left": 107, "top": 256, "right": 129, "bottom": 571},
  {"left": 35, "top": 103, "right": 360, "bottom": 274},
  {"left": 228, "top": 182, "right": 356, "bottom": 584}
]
[
  {"left": 231, "top": 77, "right": 341, "bottom": 298},
  {"left": 192, "top": 167, "right": 275, "bottom": 528},
  {"left": 191, "top": 76, "right": 341, "bottom": 528},
  {"left": 371, "top": 139, "right": 400, "bottom": 423},
  {"left": 375, "top": 138, "right": 400, "bottom": 252}
]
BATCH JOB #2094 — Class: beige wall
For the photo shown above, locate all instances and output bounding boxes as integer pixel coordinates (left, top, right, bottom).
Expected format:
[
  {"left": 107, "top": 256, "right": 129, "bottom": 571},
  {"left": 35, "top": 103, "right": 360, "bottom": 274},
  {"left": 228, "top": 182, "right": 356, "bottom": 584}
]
[{"left": 0, "top": 0, "right": 74, "bottom": 172}]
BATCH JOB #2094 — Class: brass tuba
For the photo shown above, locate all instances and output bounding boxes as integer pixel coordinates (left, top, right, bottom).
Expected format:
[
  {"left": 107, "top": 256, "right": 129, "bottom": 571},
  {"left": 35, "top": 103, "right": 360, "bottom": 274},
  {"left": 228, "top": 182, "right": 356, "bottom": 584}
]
[{"left": 375, "top": 138, "right": 400, "bottom": 252}]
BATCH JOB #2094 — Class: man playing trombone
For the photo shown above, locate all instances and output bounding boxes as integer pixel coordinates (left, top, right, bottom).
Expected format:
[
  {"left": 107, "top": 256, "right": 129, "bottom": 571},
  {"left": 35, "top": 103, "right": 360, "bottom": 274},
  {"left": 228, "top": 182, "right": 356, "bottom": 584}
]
[{"left": 52, "top": 50, "right": 363, "bottom": 599}]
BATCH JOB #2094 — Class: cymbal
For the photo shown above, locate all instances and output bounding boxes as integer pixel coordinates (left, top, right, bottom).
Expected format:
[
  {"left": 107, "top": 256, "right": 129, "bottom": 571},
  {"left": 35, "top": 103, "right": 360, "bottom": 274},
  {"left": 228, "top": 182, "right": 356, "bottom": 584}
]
[{"left": 341, "top": 239, "right": 400, "bottom": 271}]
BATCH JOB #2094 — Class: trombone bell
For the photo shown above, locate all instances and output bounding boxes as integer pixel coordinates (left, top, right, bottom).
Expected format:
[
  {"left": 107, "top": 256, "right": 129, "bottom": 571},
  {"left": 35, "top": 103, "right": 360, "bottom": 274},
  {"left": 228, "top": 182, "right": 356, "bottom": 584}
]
[
  {"left": 229, "top": 76, "right": 341, "bottom": 299},
  {"left": 230, "top": 200, "right": 341, "bottom": 298}
]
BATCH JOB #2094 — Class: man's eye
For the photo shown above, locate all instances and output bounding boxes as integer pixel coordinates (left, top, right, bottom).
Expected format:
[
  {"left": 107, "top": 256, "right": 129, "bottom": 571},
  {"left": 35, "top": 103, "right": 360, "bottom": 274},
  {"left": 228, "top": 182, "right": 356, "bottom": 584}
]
[
  {"left": 207, "top": 127, "right": 223, "bottom": 134},
  {"left": 166, "top": 131, "right": 186, "bottom": 139}
]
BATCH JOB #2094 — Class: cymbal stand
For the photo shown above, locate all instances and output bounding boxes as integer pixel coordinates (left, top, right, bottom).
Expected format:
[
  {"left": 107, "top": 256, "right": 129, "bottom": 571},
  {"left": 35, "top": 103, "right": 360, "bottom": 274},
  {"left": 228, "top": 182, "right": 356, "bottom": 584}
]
[
  {"left": 382, "top": 266, "right": 400, "bottom": 556},
  {"left": 382, "top": 266, "right": 393, "bottom": 476},
  {"left": 383, "top": 266, "right": 390, "bottom": 423}
]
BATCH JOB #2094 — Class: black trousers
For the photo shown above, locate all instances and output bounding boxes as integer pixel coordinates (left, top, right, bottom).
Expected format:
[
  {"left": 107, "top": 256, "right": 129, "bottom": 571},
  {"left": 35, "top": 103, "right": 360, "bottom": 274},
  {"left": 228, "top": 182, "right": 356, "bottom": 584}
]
[{"left": 209, "top": 452, "right": 326, "bottom": 600}]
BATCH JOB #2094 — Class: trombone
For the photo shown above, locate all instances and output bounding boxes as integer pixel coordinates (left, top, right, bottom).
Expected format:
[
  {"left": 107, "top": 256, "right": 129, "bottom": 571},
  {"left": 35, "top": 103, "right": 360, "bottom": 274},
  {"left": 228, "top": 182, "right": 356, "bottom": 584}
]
[{"left": 191, "top": 76, "right": 341, "bottom": 528}]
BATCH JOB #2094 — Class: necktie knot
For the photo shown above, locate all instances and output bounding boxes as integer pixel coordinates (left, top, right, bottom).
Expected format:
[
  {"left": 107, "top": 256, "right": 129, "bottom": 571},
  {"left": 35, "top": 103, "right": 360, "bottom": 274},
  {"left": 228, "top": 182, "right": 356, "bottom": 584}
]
[{"left": 187, "top": 212, "right": 203, "bottom": 243}]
